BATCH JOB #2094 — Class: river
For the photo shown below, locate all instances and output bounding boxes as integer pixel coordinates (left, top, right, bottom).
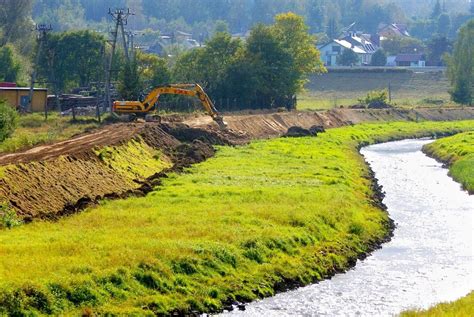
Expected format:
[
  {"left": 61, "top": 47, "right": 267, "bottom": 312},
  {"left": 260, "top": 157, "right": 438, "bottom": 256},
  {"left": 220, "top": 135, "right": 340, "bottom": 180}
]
[{"left": 224, "top": 139, "right": 473, "bottom": 317}]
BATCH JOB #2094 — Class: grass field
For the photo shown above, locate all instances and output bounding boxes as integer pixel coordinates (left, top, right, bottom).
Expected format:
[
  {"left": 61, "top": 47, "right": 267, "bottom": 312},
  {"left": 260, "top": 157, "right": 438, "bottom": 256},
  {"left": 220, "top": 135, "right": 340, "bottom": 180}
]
[
  {"left": 423, "top": 131, "right": 474, "bottom": 193},
  {"left": 0, "top": 113, "right": 100, "bottom": 153},
  {"left": 401, "top": 292, "right": 474, "bottom": 316},
  {"left": 0, "top": 121, "right": 473, "bottom": 315},
  {"left": 298, "top": 70, "right": 453, "bottom": 110}
]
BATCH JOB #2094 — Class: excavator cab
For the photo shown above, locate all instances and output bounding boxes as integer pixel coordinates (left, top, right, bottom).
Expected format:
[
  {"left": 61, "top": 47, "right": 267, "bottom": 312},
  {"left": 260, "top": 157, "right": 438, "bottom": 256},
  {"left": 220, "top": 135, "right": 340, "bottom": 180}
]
[{"left": 113, "top": 84, "right": 227, "bottom": 130}]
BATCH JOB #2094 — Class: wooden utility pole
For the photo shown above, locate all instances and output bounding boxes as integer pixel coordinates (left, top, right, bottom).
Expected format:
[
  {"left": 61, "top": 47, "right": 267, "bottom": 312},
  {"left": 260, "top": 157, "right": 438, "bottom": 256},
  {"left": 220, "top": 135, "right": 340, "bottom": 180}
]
[
  {"left": 28, "top": 24, "right": 52, "bottom": 113},
  {"left": 105, "top": 8, "right": 134, "bottom": 113}
]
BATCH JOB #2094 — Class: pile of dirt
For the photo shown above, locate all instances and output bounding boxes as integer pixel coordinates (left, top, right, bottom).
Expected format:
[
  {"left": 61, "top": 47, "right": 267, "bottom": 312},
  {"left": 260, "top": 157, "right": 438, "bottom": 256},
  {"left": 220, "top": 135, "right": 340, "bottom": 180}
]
[
  {"left": 0, "top": 123, "right": 243, "bottom": 220},
  {"left": 160, "top": 123, "right": 247, "bottom": 146},
  {"left": 283, "top": 125, "right": 326, "bottom": 138}
]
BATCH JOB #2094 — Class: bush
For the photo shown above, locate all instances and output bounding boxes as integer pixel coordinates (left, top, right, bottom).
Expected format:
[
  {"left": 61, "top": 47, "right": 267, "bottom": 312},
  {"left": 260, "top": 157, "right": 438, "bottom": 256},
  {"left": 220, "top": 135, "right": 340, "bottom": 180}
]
[
  {"left": 358, "top": 89, "right": 389, "bottom": 108},
  {"left": 0, "top": 202, "right": 22, "bottom": 229},
  {"left": 0, "top": 102, "right": 18, "bottom": 142},
  {"left": 371, "top": 49, "right": 387, "bottom": 66}
]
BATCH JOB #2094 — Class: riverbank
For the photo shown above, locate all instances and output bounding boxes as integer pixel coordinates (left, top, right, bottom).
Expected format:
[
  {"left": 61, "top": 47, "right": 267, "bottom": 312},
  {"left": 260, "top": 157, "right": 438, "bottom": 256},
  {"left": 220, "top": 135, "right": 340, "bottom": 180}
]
[
  {"left": 401, "top": 292, "right": 474, "bottom": 317},
  {"left": 0, "top": 121, "right": 473, "bottom": 315},
  {"left": 400, "top": 132, "right": 474, "bottom": 317},
  {"left": 422, "top": 131, "right": 474, "bottom": 193}
]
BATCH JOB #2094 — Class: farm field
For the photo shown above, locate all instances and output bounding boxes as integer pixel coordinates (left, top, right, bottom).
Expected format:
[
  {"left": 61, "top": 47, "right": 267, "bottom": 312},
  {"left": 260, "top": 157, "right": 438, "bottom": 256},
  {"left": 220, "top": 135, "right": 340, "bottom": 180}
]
[
  {"left": 423, "top": 131, "right": 474, "bottom": 193},
  {"left": 0, "top": 120, "right": 473, "bottom": 315},
  {"left": 298, "top": 69, "right": 452, "bottom": 110}
]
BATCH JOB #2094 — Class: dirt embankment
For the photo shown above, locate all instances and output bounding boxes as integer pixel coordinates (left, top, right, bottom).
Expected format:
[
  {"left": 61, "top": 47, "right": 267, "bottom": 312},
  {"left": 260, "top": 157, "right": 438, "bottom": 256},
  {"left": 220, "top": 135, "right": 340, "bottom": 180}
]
[
  {"left": 185, "top": 107, "right": 474, "bottom": 138},
  {"left": 0, "top": 107, "right": 473, "bottom": 221},
  {"left": 0, "top": 123, "right": 243, "bottom": 220}
]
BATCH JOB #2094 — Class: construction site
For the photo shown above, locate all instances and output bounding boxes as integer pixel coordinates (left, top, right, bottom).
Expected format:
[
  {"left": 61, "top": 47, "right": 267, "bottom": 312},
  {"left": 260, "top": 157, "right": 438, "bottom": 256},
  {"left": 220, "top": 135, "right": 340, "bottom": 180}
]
[{"left": 1, "top": 2, "right": 474, "bottom": 316}]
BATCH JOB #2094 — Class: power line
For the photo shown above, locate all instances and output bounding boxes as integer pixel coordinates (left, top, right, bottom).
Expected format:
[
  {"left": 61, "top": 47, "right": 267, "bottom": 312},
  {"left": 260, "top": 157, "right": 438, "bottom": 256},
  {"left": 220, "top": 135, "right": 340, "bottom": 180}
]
[
  {"left": 105, "top": 8, "right": 134, "bottom": 112},
  {"left": 28, "top": 24, "right": 52, "bottom": 114}
]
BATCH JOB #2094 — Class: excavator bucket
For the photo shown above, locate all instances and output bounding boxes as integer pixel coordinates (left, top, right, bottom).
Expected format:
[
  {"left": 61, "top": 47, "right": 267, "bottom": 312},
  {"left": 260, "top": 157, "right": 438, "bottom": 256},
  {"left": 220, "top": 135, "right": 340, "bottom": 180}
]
[{"left": 214, "top": 116, "right": 228, "bottom": 130}]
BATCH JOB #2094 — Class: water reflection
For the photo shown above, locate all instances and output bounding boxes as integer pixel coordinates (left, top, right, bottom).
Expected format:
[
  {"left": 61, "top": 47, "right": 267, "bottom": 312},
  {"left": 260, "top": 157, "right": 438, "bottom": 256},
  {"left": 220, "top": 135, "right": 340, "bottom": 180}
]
[{"left": 224, "top": 139, "right": 473, "bottom": 317}]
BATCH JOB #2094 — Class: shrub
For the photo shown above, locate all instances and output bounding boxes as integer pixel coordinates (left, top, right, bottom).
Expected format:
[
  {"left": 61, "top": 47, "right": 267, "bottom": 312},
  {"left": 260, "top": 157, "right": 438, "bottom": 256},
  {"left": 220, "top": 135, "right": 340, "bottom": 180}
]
[
  {"left": 371, "top": 49, "right": 387, "bottom": 66},
  {"left": 0, "top": 202, "right": 22, "bottom": 229},
  {"left": 358, "top": 89, "right": 389, "bottom": 108},
  {"left": 0, "top": 102, "right": 18, "bottom": 142}
]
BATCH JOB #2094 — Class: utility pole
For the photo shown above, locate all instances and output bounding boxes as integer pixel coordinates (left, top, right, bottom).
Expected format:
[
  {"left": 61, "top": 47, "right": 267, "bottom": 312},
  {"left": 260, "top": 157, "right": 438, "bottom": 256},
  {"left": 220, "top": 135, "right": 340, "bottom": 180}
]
[
  {"left": 127, "top": 31, "right": 137, "bottom": 62},
  {"left": 28, "top": 24, "right": 52, "bottom": 113},
  {"left": 105, "top": 8, "right": 134, "bottom": 113}
]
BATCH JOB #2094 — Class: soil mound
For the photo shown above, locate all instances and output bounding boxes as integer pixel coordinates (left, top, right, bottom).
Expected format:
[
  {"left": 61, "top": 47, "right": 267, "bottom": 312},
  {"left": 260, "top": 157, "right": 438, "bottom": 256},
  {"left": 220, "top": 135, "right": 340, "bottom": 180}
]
[
  {"left": 284, "top": 126, "right": 314, "bottom": 137},
  {"left": 0, "top": 123, "right": 244, "bottom": 220},
  {"left": 283, "top": 125, "right": 325, "bottom": 137}
]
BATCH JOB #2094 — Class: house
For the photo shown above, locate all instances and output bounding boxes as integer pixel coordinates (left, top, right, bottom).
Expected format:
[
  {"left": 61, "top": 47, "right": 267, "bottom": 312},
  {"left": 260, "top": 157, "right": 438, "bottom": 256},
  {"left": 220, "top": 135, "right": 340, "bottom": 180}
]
[
  {"left": 378, "top": 23, "right": 410, "bottom": 39},
  {"left": 318, "top": 33, "right": 378, "bottom": 66},
  {"left": 0, "top": 87, "right": 48, "bottom": 112},
  {"left": 395, "top": 54, "right": 426, "bottom": 67}
]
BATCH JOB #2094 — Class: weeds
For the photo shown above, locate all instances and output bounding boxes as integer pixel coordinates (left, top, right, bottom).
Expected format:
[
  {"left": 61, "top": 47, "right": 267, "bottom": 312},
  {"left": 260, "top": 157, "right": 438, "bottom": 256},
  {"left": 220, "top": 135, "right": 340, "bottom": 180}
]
[{"left": 0, "top": 202, "right": 22, "bottom": 229}]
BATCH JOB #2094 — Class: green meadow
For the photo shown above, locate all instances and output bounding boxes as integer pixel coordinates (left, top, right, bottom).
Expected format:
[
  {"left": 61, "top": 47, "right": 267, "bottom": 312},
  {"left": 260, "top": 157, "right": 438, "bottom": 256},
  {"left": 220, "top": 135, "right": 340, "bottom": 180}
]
[
  {"left": 0, "top": 121, "right": 473, "bottom": 315},
  {"left": 423, "top": 131, "right": 474, "bottom": 193}
]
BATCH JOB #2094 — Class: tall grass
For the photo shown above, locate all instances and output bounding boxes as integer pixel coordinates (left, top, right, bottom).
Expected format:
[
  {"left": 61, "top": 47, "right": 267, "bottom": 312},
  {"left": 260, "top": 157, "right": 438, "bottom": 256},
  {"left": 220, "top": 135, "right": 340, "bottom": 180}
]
[{"left": 0, "top": 121, "right": 472, "bottom": 315}]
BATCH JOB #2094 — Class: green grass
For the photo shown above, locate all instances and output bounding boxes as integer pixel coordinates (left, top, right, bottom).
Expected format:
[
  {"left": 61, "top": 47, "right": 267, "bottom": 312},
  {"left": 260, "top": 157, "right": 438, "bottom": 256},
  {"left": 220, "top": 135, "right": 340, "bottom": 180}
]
[
  {"left": 423, "top": 131, "right": 474, "bottom": 193},
  {"left": 296, "top": 96, "right": 357, "bottom": 110},
  {"left": 401, "top": 292, "right": 474, "bottom": 317},
  {"left": 296, "top": 93, "right": 459, "bottom": 111},
  {"left": 0, "top": 113, "right": 100, "bottom": 153},
  {"left": 0, "top": 121, "right": 473, "bottom": 315}
]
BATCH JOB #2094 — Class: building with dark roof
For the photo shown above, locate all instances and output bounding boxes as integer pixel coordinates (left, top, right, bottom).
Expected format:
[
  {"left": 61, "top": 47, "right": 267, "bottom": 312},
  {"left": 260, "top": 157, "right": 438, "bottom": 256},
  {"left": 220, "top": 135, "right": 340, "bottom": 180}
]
[{"left": 395, "top": 54, "right": 426, "bottom": 67}]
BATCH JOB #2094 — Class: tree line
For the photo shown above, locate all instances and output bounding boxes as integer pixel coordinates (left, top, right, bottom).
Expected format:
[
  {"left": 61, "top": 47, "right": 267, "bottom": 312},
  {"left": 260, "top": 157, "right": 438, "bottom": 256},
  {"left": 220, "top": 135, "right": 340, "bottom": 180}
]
[
  {"left": 0, "top": 1, "right": 472, "bottom": 108},
  {"left": 122, "top": 13, "right": 326, "bottom": 111}
]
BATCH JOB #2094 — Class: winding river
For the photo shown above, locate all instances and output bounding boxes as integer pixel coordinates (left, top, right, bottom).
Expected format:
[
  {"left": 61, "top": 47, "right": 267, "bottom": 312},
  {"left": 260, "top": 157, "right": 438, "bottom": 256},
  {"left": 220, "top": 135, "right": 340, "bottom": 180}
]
[{"left": 224, "top": 139, "right": 474, "bottom": 316}]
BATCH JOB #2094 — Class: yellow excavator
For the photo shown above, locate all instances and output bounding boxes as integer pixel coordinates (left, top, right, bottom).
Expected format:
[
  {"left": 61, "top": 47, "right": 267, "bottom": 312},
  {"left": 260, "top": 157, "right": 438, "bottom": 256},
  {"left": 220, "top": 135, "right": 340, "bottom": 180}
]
[{"left": 112, "top": 83, "right": 227, "bottom": 129}]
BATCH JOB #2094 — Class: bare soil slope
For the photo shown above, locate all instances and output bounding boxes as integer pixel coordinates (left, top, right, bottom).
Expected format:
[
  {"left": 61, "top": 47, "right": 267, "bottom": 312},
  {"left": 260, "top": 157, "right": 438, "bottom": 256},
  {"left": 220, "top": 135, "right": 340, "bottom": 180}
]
[{"left": 1, "top": 108, "right": 473, "bottom": 220}]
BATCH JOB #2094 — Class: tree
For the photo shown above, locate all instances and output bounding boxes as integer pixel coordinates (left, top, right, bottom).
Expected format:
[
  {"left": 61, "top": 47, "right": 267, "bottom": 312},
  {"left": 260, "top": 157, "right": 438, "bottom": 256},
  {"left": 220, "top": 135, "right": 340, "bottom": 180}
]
[
  {"left": 447, "top": 20, "right": 473, "bottom": 105},
  {"left": 118, "top": 59, "right": 142, "bottom": 100},
  {"left": 243, "top": 24, "right": 299, "bottom": 105},
  {"left": 327, "top": 17, "right": 339, "bottom": 39},
  {"left": 437, "top": 13, "right": 451, "bottom": 36},
  {"left": 137, "top": 52, "right": 172, "bottom": 87},
  {"left": 37, "top": 30, "right": 106, "bottom": 92},
  {"left": 213, "top": 20, "right": 229, "bottom": 34},
  {"left": 431, "top": 0, "right": 442, "bottom": 19},
  {"left": 0, "top": 45, "right": 21, "bottom": 82},
  {"left": 427, "top": 35, "right": 451, "bottom": 66},
  {"left": 382, "top": 36, "right": 426, "bottom": 55},
  {"left": 0, "top": 0, "right": 34, "bottom": 46},
  {"left": 371, "top": 49, "right": 387, "bottom": 66},
  {"left": 307, "top": 0, "right": 325, "bottom": 33},
  {"left": 338, "top": 49, "right": 359, "bottom": 66},
  {"left": 271, "top": 12, "right": 325, "bottom": 90},
  {"left": 0, "top": 101, "right": 17, "bottom": 142},
  {"left": 173, "top": 32, "right": 242, "bottom": 99}
]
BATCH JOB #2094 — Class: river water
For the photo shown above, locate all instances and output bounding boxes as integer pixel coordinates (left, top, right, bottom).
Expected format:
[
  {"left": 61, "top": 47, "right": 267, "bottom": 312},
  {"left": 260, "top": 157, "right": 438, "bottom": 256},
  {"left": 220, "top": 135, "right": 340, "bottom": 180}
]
[{"left": 224, "top": 139, "right": 473, "bottom": 317}]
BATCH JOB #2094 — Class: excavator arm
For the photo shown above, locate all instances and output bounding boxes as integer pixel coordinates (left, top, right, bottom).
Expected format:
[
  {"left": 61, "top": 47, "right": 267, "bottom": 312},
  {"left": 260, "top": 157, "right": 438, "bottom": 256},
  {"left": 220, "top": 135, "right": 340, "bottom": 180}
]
[{"left": 113, "top": 84, "right": 227, "bottom": 129}]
